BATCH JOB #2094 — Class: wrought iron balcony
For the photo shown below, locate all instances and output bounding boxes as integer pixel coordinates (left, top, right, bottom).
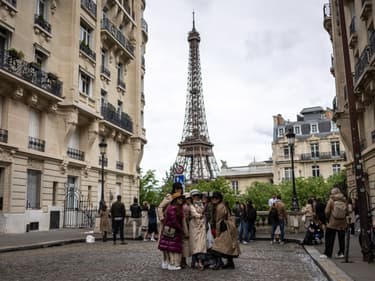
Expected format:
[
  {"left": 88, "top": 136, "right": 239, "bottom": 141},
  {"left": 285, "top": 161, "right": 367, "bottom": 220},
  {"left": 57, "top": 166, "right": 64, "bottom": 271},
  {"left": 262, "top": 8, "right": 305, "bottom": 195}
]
[
  {"left": 0, "top": 50, "right": 63, "bottom": 97},
  {"left": 299, "top": 152, "right": 346, "bottom": 161},
  {"left": 79, "top": 41, "right": 96, "bottom": 61},
  {"left": 99, "top": 156, "right": 108, "bottom": 167},
  {"left": 81, "top": 0, "right": 96, "bottom": 18},
  {"left": 34, "top": 14, "right": 51, "bottom": 33},
  {"left": 116, "top": 161, "right": 124, "bottom": 170},
  {"left": 28, "top": 136, "right": 45, "bottom": 152},
  {"left": 3, "top": 0, "right": 17, "bottom": 7},
  {"left": 101, "top": 17, "right": 134, "bottom": 57},
  {"left": 101, "top": 65, "right": 110, "bottom": 77},
  {"left": 117, "top": 78, "right": 126, "bottom": 90},
  {"left": 354, "top": 45, "right": 372, "bottom": 82},
  {"left": 141, "top": 18, "right": 148, "bottom": 34},
  {"left": 0, "top": 128, "right": 8, "bottom": 143},
  {"left": 360, "top": 0, "right": 372, "bottom": 21},
  {"left": 67, "top": 147, "right": 85, "bottom": 161},
  {"left": 101, "top": 103, "right": 133, "bottom": 133}
]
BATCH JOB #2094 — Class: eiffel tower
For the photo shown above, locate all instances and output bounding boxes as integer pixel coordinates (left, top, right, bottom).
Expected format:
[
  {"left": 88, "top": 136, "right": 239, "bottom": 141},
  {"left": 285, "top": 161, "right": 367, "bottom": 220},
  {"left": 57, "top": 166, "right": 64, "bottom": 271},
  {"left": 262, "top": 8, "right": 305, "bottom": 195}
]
[{"left": 175, "top": 14, "right": 220, "bottom": 184}]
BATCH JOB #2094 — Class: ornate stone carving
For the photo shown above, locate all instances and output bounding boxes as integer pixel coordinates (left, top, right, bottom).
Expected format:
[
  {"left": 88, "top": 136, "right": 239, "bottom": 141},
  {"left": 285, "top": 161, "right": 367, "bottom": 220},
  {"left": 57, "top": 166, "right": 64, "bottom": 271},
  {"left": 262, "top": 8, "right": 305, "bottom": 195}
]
[
  {"left": 88, "top": 120, "right": 99, "bottom": 146},
  {"left": 13, "top": 87, "right": 24, "bottom": 99},
  {"left": 0, "top": 148, "right": 14, "bottom": 163},
  {"left": 27, "top": 94, "right": 38, "bottom": 107}
]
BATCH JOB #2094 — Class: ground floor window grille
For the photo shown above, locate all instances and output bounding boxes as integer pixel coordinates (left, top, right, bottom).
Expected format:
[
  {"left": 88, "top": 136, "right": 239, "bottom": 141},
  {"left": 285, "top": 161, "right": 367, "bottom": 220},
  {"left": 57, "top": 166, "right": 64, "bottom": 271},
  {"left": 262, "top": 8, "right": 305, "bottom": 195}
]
[{"left": 27, "top": 169, "right": 41, "bottom": 209}]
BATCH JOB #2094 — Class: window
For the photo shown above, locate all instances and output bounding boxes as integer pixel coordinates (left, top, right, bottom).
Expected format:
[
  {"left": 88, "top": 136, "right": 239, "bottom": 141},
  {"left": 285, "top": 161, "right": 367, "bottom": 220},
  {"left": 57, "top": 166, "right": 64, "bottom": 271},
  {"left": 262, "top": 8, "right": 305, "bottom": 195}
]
[
  {"left": 52, "top": 182, "right": 57, "bottom": 206},
  {"left": 34, "top": 50, "right": 47, "bottom": 70},
  {"left": 68, "top": 128, "right": 80, "bottom": 150},
  {"left": 116, "top": 142, "right": 122, "bottom": 161},
  {"left": 332, "top": 164, "right": 341, "bottom": 174},
  {"left": 117, "top": 101, "right": 123, "bottom": 116},
  {"left": 312, "top": 165, "right": 320, "bottom": 177},
  {"left": 331, "top": 121, "right": 339, "bottom": 132},
  {"left": 80, "top": 22, "right": 92, "bottom": 47},
  {"left": 36, "top": 0, "right": 48, "bottom": 19},
  {"left": 278, "top": 127, "right": 284, "bottom": 137},
  {"left": 231, "top": 180, "right": 238, "bottom": 195},
  {"left": 115, "top": 183, "right": 121, "bottom": 198},
  {"left": 310, "top": 143, "right": 319, "bottom": 159},
  {"left": 101, "top": 49, "right": 109, "bottom": 69},
  {"left": 100, "top": 90, "right": 107, "bottom": 107},
  {"left": 79, "top": 71, "right": 92, "bottom": 96},
  {"left": 0, "top": 27, "right": 10, "bottom": 53},
  {"left": 27, "top": 169, "right": 41, "bottom": 209},
  {"left": 283, "top": 145, "right": 290, "bottom": 159},
  {"left": 331, "top": 141, "right": 340, "bottom": 157},
  {"left": 67, "top": 176, "right": 78, "bottom": 209},
  {"left": 294, "top": 126, "right": 301, "bottom": 135},
  {"left": 311, "top": 123, "right": 318, "bottom": 134},
  {"left": 117, "top": 63, "right": 124, "bottom": 84},
  {"left": 29, "top": 108, "right": 40, "bottom": 138},
  {"left": 284, "top": 167, "right": 292, "bottom": 181},
  {"left": 0, "top": 167, "right": 4, "bottom": 210}
]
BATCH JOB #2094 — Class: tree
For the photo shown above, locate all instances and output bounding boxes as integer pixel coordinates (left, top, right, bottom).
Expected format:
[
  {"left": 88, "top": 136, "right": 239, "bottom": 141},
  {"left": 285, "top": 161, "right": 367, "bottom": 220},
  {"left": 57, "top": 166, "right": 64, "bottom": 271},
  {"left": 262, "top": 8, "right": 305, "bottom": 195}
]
[
  {"left": 139, "top": 169, "right": 161, "bottom": 205},
  {"left": 243, "top": 182, "right": 280, "bottom": 211}
]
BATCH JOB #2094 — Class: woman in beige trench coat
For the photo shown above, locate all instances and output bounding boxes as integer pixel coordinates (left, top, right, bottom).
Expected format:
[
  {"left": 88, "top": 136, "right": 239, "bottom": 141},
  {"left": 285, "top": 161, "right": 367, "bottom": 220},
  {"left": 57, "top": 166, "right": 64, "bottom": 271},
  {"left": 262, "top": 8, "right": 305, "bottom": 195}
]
[
  {"left": 210, "top": 191, "right": 240, "bottom": 269},
  {"left": 100, "top": 203, "right": 112, "bottom": 242},
  {"left": 189, "top": 189, "right": 207, "bottom": 270}
]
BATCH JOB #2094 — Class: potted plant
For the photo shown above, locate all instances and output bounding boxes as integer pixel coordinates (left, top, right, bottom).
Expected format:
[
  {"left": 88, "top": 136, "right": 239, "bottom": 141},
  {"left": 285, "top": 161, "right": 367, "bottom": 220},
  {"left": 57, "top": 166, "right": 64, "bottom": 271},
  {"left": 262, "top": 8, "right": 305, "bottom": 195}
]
[{"left": 7, "top": 48, "right": 24, "bottom": 60}]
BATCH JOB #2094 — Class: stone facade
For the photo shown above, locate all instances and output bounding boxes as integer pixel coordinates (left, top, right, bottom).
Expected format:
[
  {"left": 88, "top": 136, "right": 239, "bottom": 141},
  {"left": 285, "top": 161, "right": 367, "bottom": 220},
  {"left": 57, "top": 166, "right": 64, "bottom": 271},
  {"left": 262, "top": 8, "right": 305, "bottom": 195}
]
[
  {"left": 272, "top": 107, "right": 346, "bottom": 184},
  {"left": 219, "top": 160, "right": 273, "bottom": 194},
  {"left": 0, "top": 0, "right": 147, "bottom": 233},
  {"left": 324, "top": 0, "right": 375, "bottom": 212}
]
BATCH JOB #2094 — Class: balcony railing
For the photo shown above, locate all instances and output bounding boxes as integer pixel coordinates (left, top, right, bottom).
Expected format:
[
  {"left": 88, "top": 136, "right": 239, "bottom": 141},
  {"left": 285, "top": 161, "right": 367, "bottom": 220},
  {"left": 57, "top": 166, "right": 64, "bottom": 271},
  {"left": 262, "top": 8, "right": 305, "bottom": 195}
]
[
  {"left": 117, "top": 78, "right": 126, "bottom": 90},
  {"left": 0, "top": 50, "right": 63, "bottom": 97},
  {"left": 101, "top": 17, "right": 134, "bottom": 57},
  {"left": 28, "top": 136, "right": 45, "bottom": 152},
  {"left": 3, "top": 0, "right": 17, "bottom": 7},
  {"left": 355, "top": 45, "right": 372, "bottom": 82},
  {"left": 101, "top": 103, "right": 133, "bottom": 133},
  {"left": 101, "top": 65, "right": 110, "bottom": 77},
  {"left": 116, "top": 161, "right": 124, "bottom": 170},
  {"left": 141, "top": 18, "right": 148, "bottom": 34},
  {"left": 34, "top": 14, "right": 51, "bottom": 33},
  {"left": 79, "top": 41, "right": 96, "bottom": 61},
  {"left": 67, "top": 147, "right": 85, "bottom": 161},
  {"left": 99, "top": 156, "right": 108, "bottom": 167},
  {"left": 299, "top": 152, "right": 346, "bottom": 161},
  {"left": 0, "top": 128, "right": 8, "bottom": 143},
  {"left": 81, "top": 0, "right": 96, "bottom": 18}
]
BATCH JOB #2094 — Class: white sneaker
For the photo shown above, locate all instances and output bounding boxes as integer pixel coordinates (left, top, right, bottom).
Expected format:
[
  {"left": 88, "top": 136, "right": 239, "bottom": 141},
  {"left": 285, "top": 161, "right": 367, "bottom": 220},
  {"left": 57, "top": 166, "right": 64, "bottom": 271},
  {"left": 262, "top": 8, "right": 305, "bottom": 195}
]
[
  {"left": 335, "top": 254, "right": 345, "bottom": 259},
  {"left": 242, "top": 241, "right": 248, "bottom": 244},
  {"left": 161, "top": 261, "right": 169, "bottom": 269},
  {"left": 270, "top": 240, "right": 276, "bottom": 245},
  {"left": 168, "top": 264, "right": 180, "bottom": 271},
  {"left": 151, "top": 238, "right": 156, "bottom": 241},
  {"left": 319, "top": 254, "right": 327, "bottom": 259},
  {"left": 143, "top": 239, "right": 148, "bottom": 242}
]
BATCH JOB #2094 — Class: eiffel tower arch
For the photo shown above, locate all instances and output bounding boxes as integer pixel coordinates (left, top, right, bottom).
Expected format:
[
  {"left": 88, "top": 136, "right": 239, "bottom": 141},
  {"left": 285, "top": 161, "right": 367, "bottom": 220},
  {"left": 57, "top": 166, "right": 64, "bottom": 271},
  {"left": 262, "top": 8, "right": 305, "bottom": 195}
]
[{"left": 175, "top": 14, "right": 220, "bottom": 184}]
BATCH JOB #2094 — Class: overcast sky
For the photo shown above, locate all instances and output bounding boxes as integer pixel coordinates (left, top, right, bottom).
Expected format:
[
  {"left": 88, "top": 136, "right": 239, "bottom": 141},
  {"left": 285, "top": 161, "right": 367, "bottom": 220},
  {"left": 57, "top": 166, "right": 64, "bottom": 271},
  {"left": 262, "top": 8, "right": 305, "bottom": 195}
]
[{"left": 142, "top": 0, "right": 334, "bottom": 182}]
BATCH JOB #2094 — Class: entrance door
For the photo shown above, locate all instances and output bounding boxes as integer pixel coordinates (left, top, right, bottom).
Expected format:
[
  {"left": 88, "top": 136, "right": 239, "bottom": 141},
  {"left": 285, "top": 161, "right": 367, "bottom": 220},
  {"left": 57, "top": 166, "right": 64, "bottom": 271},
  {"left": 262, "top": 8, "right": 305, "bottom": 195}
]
[{"left": 63, "top": 176, "right": 79, "bottom": 227}]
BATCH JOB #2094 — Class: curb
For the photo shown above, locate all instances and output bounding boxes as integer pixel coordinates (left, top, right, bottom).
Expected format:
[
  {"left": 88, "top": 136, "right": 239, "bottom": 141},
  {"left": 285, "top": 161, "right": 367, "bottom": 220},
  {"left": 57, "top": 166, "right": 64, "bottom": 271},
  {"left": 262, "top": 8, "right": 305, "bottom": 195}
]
[{"left": 0, "top": 239, "right": 86, "bottom": 253}]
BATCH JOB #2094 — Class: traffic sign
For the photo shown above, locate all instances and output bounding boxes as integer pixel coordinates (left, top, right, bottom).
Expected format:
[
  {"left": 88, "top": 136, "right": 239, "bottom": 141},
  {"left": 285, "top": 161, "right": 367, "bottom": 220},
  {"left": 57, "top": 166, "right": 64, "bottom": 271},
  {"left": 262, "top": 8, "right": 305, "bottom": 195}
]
[{"left": 174, "top": 164, "right": 184, "bottom": 174}]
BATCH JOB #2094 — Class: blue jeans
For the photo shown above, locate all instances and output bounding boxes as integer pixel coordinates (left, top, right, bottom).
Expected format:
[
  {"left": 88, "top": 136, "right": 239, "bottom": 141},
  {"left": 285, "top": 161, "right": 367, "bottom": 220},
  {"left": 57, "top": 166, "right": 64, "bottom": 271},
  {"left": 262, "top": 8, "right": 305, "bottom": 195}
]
[
  {"left": 238, "top": 220, "right": 249, "bottom": 242},
  {"left": 248, "top": 222, "right": 256, "bottom": 240},
  {"left": 271, "top": 219, "right": 285, "bottom": 241}
]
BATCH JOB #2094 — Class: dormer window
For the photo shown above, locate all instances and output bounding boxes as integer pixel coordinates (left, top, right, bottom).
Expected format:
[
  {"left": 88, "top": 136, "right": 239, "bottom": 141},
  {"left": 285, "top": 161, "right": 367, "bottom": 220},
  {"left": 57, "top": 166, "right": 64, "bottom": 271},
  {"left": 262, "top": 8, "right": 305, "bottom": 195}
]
[
  {"left": 278, "top": 127, "right": 284, "bottom": 137},
  {"left": 311, "top": 123, "right": 319, "bottom": 134}
]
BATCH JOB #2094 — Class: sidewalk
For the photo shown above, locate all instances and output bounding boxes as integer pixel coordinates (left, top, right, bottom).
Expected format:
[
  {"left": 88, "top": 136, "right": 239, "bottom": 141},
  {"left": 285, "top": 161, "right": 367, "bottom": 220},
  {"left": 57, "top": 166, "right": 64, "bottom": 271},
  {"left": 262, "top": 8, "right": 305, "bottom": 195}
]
[{"left": 0, "top": 229, "right": 374, "bottom": 281}]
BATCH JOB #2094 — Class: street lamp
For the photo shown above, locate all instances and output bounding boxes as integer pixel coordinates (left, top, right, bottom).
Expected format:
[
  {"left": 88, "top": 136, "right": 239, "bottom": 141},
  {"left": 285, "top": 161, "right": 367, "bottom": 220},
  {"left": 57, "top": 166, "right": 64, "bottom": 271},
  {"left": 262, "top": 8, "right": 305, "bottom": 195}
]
[
  {"left": 286, "top": 128, "right": 299, "bottom": 211},
  {"left": 99, "top": 138, "right": 107, "bottom": 211}
]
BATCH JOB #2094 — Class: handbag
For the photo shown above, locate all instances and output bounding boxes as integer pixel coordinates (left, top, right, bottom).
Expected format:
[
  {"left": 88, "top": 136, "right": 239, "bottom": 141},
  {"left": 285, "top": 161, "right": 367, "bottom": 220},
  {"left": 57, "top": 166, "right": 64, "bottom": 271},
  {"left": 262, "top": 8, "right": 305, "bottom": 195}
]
[{"left": 163, "top": 225, "right": 176, "bottom": 239}]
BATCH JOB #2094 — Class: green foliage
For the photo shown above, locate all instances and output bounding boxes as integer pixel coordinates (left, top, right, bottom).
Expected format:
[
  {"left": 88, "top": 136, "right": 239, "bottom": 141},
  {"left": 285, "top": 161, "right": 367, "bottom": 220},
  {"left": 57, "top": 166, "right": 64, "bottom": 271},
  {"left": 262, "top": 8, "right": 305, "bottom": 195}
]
[
  {"left": 240, "top": 172, "right": 347, "bottom": 211},
  {"left": 139, "top": 169, "right": 162, "bottom": 205}
]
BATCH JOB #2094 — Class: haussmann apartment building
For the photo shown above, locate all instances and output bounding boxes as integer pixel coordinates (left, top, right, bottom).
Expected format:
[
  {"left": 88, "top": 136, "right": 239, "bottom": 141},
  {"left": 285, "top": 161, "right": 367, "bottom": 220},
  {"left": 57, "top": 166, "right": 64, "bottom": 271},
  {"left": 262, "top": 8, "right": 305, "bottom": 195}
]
[
  {"left": 322, "top": 1, "right": 375, "bottom": 215},
  {"left": 272, "top": 107, "right": 346, "bottom": 184},
  {"left": 0, "top": 0, "right": 148, "bottom": 233}
]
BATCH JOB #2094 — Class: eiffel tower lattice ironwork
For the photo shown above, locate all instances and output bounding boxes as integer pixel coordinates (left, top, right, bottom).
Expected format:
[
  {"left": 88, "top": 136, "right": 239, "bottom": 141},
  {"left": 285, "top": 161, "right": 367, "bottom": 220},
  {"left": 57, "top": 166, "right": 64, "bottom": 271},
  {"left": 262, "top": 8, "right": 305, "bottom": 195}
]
[{"left": 175, "top": 14, "right": 220, "bottom": 184}]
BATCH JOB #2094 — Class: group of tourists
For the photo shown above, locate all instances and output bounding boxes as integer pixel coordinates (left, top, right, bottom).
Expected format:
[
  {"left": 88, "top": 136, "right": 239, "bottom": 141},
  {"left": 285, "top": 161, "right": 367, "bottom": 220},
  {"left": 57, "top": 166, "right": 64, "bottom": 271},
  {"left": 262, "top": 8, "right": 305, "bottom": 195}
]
[
  {"left": 157, "top": 182, "right": 240, "bottom": 271},
  {"left": 232, "top": 200, "right": 257, "bottom": 244}
]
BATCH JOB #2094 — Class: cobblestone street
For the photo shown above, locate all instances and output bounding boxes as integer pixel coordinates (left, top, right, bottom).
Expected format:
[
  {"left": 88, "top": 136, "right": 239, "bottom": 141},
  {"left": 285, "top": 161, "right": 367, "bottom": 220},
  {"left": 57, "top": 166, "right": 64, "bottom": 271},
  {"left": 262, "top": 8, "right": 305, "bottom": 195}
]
[{"left": 0, "top": 240, "right": 328, "bottom": 281}]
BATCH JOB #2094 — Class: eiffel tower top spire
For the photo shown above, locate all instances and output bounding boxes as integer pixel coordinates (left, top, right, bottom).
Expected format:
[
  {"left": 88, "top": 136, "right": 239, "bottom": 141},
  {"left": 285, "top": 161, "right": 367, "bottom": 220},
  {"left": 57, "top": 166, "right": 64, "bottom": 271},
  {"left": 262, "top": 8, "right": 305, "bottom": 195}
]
[{"left": 175, "top": 14, "right": 220, "bottom": 184}]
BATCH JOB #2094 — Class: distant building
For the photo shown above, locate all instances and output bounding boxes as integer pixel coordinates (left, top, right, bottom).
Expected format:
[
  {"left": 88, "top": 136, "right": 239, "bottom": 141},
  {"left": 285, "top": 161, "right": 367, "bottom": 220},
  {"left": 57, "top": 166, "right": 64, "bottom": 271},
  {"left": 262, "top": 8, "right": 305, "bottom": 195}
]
[
  {"left": 219, "top": 160, "right": 273, "bottom": 195},
  {"left": 272, "top": 107, "right": 346, "bottom": 184}
]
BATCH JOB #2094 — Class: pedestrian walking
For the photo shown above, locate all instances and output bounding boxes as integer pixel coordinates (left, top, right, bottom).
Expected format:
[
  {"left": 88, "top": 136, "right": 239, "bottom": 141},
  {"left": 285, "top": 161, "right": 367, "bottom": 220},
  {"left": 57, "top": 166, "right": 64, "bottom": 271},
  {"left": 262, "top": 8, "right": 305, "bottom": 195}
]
[
  {"left": 111, "top": 195, "right": 127, "bottom": 245},
  {"left": 238, "top": 203, "right": 248, "bottom": 244},
  {"left": 210, "top": 192, "right": 240, "bottom": 269},
  {"left": 142, "top": 201, "right": 149, "bottom": 241},
  {"left": 268, "top": 194, "right": 277, "bottom": 207},
  {"left": 189, "top": 189, "right": 207, "bottom": 270},
  {"left": 157, "top": 182, "right": 183, "bottom": 270},
  {"left": 320, "top": 187, "right": 348, "bottom": 259},
  {"left": 315, "top": 198, "right": 327, "bottom": 231},
  {"left": 158, "top": 192, "right": 185, "bottom": 271},
  {"left": 247, "top": 200, "right": 257, "bottom": 241},
  {"left": 99, "top": 203, "right": 111, "bottom": 242},
  {"left": 147, "top": 204, "right": 158, "bottom": 241},
  {"left": 270, "top": 196, "right": 287, "bottom": 244}
]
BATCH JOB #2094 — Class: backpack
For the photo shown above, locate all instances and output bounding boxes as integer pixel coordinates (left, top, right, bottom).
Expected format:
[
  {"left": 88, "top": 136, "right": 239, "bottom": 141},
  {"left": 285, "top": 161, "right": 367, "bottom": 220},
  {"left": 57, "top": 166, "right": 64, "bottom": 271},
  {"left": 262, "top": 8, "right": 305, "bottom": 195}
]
[
  {"left": 268, "top": 207, "right": 279, "bottom": 224},
  {"left": 331, "top": 200, "right": 347, "bottom": 220}
]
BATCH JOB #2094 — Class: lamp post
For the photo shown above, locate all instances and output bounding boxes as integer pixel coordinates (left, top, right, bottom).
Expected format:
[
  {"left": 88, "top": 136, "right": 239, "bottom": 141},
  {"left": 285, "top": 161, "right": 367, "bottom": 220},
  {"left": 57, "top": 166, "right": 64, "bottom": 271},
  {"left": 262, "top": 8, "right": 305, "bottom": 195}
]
[
  {"left": 286, "top": 128, "right": 299, "bottom": 211},
  {"left": 99, "top": 138, "right": 107, "bottom": 211}
]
